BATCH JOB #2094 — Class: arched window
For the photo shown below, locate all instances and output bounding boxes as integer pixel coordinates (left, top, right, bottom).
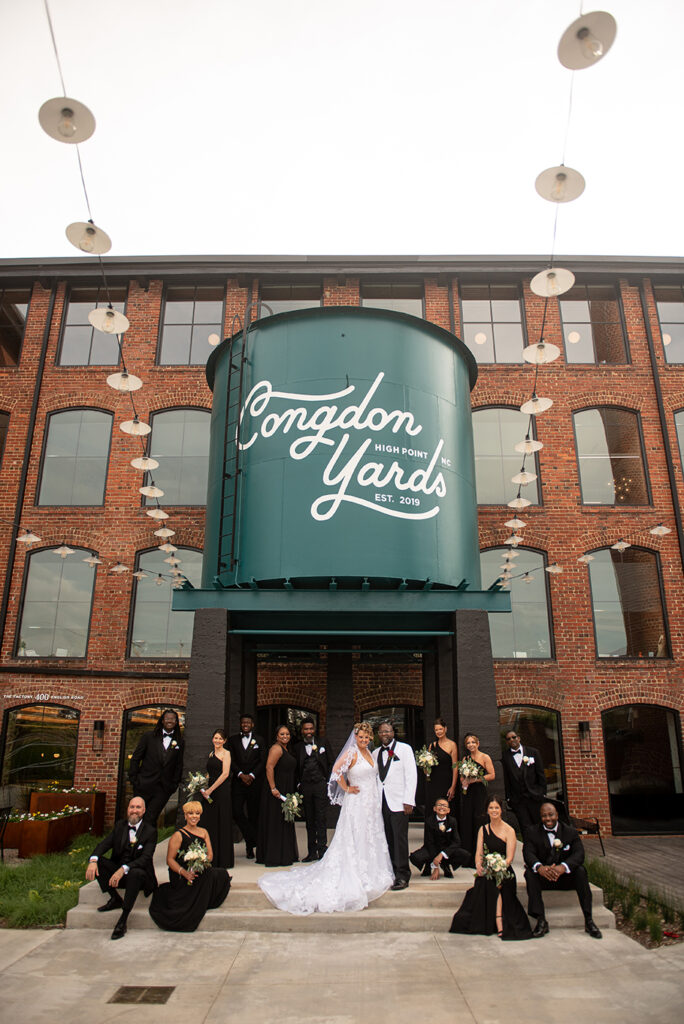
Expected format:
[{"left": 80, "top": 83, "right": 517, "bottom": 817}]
[
  {"left": 362, "top": 706, "right": 425, "bottom": 749},
  {"left": 129, "top": 548, "right": 202, "bottom": 658},
  {"left": 573, "top": 408, "right": 649, "bottom": 505},
  {"left": 144, "top": 409, "right": 210, "bottom": 506},
  {"left": 498, "top": 705, "right": 564, "bottom": 801},
  {"left": 588, "top": 547, "right": 669, "bottom": 659},
  {"left": 473, "top": 407, "right": 540, "bottom": 505},
  {"left": 0, "top": 411, "right": 8, "bottom": 466},
  {"left": 480, "top": 548, "right": 553, "bottom": 659},
  {"left": 256, "top": 706, "right": 319, "bottom": 744},
  {"left": 1, "top": 704, "right": 80, "bottom": 788},
  {"left": 37, "top": 409, "right": 112, "bottom": 506},
  {"left": 118, "top": 704, "right": 185, "bottom": 819},
  {"left": 17, "top": 547, "right": 97, "bottom": 658},
  {"left": 602, "top": 705, "right": 684, "bottom": 834}
]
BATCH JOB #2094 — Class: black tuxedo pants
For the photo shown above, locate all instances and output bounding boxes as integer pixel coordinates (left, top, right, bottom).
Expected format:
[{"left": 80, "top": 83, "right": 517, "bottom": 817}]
[
  {"left": 410, "top": 844, "right": 470, "bottom": 872},
  {"left": 525, "top": 864, "right": 593, "bottom": 920},
  {"left": 511, "top": 797, "right": 544, "bottom": 834},
  {"left": 382, "top": 794, "right": 410, "bottom": 884},
  {"left": 232, "top": 777, "right": 261, "bottom": 849},
  {"left": 301, "top": 780, "right": 328, "bottom": 856},
  {"left": 137, "top": 785, "right": 175, "bottom": 825},
  {"left": 97, "top": 857, "right": 148, "bottom": 912}
]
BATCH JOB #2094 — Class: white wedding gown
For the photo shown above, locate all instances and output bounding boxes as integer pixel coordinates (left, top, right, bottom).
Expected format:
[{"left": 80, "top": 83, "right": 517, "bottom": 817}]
[{"left": 257, "top": 753, "right": 394, "bottom": 915}]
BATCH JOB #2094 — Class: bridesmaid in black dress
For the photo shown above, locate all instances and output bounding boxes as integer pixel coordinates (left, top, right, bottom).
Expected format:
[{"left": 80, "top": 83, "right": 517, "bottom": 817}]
[
  {"left": 459, "top": 732, "right": 496, "bottom": 866},
  {"left": 450, "top": 795, "right": 532, "bottom": 940},
  {"left": 199, "top": 729, "right": 234, "bottom": 869},
  {"left": 256, "top": 725, "right": 299, "bottom": 867},
  {"left": 425, "top": 718, "right": 459, "bottom": 817},
  {"left": 149, "top": 800, "right": 231, "bottom": 932}
]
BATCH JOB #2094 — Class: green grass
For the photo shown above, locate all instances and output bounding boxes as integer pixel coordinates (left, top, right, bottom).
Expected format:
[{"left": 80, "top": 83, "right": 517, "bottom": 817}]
[
  {"left": 648, "top": 912, "right": 663, "bottom": 943},
  {"left": 0, "top": 826, "right": 174, "bottom": 929}
]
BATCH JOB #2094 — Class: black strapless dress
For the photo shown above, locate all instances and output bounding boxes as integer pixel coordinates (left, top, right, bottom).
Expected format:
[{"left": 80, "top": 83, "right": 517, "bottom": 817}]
[
  {"left": 200, "top": 752, "right": 234, "bottom": 869},
  {"left": 149, "top": 828, "right": 231, "bottom": 932},
  {"left": 449, "top": 825, "right": 533, "bottom": 940},
  {"left": 256, "top": 746, "right": 299, "bottom": 867},
  {"left": 425, "top": 742, "right": 457, "bottom": 813}
]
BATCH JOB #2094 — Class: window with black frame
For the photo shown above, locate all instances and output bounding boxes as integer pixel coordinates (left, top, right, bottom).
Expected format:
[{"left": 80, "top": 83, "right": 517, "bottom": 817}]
[
  {"left": 118, "top": 705, "right": 185, "bottom": 819},
  {"left": 460, "top": 284, "right": 525, "bottom": 363},
  {"left": 37, "top": 409, "right": 112, "bottom": 506},
  {"left": 17, "top": 548, "right": 97, "bottom": 658},
  {"left": 0, "top": 287, "right": 31, "bottom": 367},
  {"left": 1, "top": 704, "right": 80, "bottom": 789},
  {"left": 143, "top": 409, "right": 210, "bottom": 506},
  {"left": 498, "top": 705, "right": 564, "bottom": 802},
  {"left": 129, "top": 548, "right": 202, "bottom": 658},
  {"left": 259, "top": 283, "right": 321, "bottom": 315},
  {"left": 480, "top": 548, "right": 553, "bottom": 659},
  {"left": 654, "top": 284, "right": 684, "bottom": 364},
  {"left": 361, "top": 282, "right": 423, "bottom": 316},
  {"left": 59, "top": 286, "right": 125, "bottom": 365},
  {"left": 588, "top": 547, "right": 669, "bottom": 659},
  {"left": 573, "top": 408, "right": 649, "bottom": 505},
  {"left": 560, "top": 284, "right": 627, "bottom": 364},
  {"left": 158, "top": 285, "right": 224, "bottom": 365},
  {"left": 473, "top": 407, "right": 540, "bottom": 505},
  {"left": 257, "top": 706, "right": 319, "bottom": 744}
]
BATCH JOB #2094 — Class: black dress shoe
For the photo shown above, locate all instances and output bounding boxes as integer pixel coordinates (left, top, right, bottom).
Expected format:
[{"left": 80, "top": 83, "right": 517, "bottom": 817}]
[
  {"left": 245, "top": 848, "right": 255, "bottom": 859},
  {"left": 303, "top": 853, "right": 317, "bottom": 862},
  {"left": 111, "top": 914, "right": 128, "bottom": 940},
  {"left": 420, "top": 865, "right": 432, "bottom": 877},
  {"left": 442, "top": 864, "right": 454, "bottom": 878},
  {"left": 390, "top": 880, "right": 409, "bottom": 891},
  {"left": 97, "top": 895, "right": 123, "bottom": 912},
  {"left": 585, "top": 919, "right": 602, "bottom": 939},
  {"left": 532, "top": 918, "right": 549, "bottom": 938}
]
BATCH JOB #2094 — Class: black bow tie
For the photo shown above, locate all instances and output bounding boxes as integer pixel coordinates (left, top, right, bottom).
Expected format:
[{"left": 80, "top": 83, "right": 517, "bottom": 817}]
[
  {"left": 163, "top": 732, "right": 172, "bottom": 737},
  {"left": 436, "top": 818, "right": 446, "bottom": 823},
  {"left": 544, "top": 827, "right": 557, "bottom": 833},
  {"left": 128, "top": 822, "right": 140, "bottom": 830}
]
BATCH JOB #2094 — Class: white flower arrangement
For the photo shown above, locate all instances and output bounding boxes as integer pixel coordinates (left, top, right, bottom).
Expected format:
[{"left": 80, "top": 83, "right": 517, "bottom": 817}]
[
  {"left": 553, "top": 838, "right": 562, "bottom": 848},
  {"left": 184, "top": 770, "right": 212, "bottom": 802},
  {"left": 281, "top": 792, "right": 304, "bottom": 822},
  {"left": 480, "top": 845, "right": 514, "bottom": 887},
  {"left": 415, "top": 746, "right": 440, "bottom": 779},
  {"left": 179, "top": 838, "right": 211, "bottom": 882}
]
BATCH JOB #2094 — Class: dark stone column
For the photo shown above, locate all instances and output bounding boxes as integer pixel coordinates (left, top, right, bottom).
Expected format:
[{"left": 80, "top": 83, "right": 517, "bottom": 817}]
[
  {"left": 454, "top": 610, "right": 502, "bottom": 784},
  {"left": 325, "top": 652, "right": 354, "bottom": 754},
  {"left": 226, "top": 632, "right": 245, "bottom": 736},
  {"left": 436, "top": 636, "right": 456, "bottom": 738},
  {"left": 183, "top": 609, "right": 229, "bottom": 773},
  {"left": 241, "top": 642, "right": 258, "bottom": 724},
  {"left": 421, "top": 649, "right": 437, "bottom": 738}
]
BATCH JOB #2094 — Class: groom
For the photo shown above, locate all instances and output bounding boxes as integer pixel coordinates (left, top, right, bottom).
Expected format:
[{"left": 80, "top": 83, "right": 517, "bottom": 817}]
[{"left": 373, "top": 721, "right": 417, "bottom": 890}]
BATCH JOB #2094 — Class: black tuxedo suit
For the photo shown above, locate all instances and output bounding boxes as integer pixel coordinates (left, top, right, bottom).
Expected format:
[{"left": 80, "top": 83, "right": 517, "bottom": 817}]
[
  {"left": 502, "top": 744, "right": 546, "bottom": 833},
  {"left": 90, "top": 819, "right": 158, "bottom": 911},
  {"left": 523, "top": 820, "right": 593, "bottom": 920},
  {"left": 410, "top": 813, "right": 470, "bottom": 875},
  {"left": 293, "top": 738, "right": 333, "bottom": 858},
  {"left": 228, "top": 732, "right": 267, "bottom": 851},
  {"left": 128, "top": 730, "right": 184, "bottom": 823}
]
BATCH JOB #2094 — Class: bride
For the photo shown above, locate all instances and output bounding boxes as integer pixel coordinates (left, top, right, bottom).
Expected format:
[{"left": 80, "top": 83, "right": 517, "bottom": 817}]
[{"left": 257, "top": 721, "right": 394, "bottom": 915}]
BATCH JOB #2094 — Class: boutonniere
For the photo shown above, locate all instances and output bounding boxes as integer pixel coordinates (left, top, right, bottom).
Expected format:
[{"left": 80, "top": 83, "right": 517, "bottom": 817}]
[
  {"left": 553, "top": 838, "right": 562, "bottom": 848},
  {"left": 250, "top": 740, "right": 258, "bottom": 749},
  {"left": 438, "top": 823, "right": 446, "bottom": 832},
  {"left": 522, "top": 755, "right": 529, "bottom": 764},
  {"left": 387, "top": 750, "right": 399, "bottom": 761},
  {"left": 171, "top": 740, "right": 179, "bottom": 749},
  {"left": 312, "top": 744, "right": 318, "bottom": 752}
]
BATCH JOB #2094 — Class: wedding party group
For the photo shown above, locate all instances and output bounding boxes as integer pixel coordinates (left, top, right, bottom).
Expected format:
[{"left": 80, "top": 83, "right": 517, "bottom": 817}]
[{"left": 84, "top": 710, "right": 602, "bottom": 943}]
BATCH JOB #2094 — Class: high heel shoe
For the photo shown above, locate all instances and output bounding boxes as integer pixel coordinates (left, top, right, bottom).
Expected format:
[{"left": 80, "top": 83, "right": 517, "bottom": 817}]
[{"left": 496, "top": 914, "right": 503, "bottom": 938}]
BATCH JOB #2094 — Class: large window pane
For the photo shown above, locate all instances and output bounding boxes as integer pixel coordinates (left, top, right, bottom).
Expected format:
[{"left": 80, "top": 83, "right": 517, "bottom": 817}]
[
  {"left": 499, "top": 706, "right": 564, "bottom": 801},
  {"left": 260, "top": 283, "right": 321, "bottom": 315},
  {"left": 561, "top": 285, "right": 626, "bottom": 364},
  {"left": 59, "top": 287, "right": 124, "bottom": 365},
  {"left": 1, "top": 704, "right": 79, "bottom": 788},
  {"left": 0, "top": 287, "right": 30, "bottom": 366},
  {"left": 38, "top": 409, "right": 112, "bottom": 506},
  {"left": 145, "top": 409, "right": 210, "bottom": 505},
  {"left": 461, "top": 284, "right": 524, "bottom": 364},
  {"left": 574, "top": 408, "right": 649, "bottom": 505},
  {"left": 473, "top": 408, "right": 540, "bottom": 505},
  {"left": 654, "top": 285, "right": 684, "bottom": 364},
  {"left": 159, "top": 285, "right": 224, "bottom": 365},
  {"left": 361, "top": 282, "right": 423, "bottom": 316},
  {"left": 589, "top": 548, "right": 669, "bottom": 659},
  {"left": 481, "top": 548, "right": 552, "bottom": 659},
  {"left": 17, "top": 549, "right": 96, "bottom": 657},
  {"left": 129, "top": 548, "right": 202, "bottom": 658}
]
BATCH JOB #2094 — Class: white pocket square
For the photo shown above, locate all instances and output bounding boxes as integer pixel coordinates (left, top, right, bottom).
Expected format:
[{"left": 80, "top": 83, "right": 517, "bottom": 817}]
[{"left": 319, "top": 747, "right": 325, "bottom": 752}]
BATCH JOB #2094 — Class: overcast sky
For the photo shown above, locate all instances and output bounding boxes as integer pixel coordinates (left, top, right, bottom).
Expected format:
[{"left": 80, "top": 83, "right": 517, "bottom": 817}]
[{"left": 1, "top": 0, "right": 682, "bottom": 260}]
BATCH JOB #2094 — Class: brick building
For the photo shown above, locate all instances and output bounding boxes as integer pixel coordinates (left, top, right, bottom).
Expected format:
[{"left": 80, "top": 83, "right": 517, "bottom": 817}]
[{"left": 1, "top": 254, "right": 683, "bottom": 835}]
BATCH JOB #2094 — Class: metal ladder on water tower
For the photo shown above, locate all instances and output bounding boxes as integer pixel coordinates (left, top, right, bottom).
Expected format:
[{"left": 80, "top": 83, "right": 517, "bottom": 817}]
[{"left": 218, "top": 330, "right": 248, "bottom": 580}]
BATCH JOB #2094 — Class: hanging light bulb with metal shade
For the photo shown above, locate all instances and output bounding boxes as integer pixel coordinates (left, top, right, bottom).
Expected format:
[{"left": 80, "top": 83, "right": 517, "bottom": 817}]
[
  {"left": 139, "top": 483, "right": 165, "bottom": 499},
  {"left": 535, "top": 166, "right": 586, "bottom": 204},
  {"left": 17, "top": 529, "right": 41, "bottom": 544},
  {"left": 208, "top": 333, "right": 221, "bottom": 347},
  {"left": 154, "top": 526, "right": 175, "bottom": 538},
  {"left": 650, "top": 524, "right": 671, "bottom": 537},
  {"left": 520, "top": 394, "right": 553, "bottom": 415},
  {"left": 511, "top": 468, "right": 538, "bottom": 485},
  {"left": 504, "top": 534, "right": 523, "bottom": 546},
  {"left": 132, "top": 570, "right": 148, "bottom": 580},
  {"left": 146, "top": 508, "right": 169, "bottom": 520},
  {"left": 577, "top": 554, "right": 595, "bottom": 564},
  {"left": 110, "top": 563, "right": 129, "bottom": 573},
  {"left": 508, "top": 494, "right": 532, "bottom": 510},
  {"left": 530, "top": 267, "right": 575, "bottom": 298},
  {"left": 54, "top": 543, "right": 75, "bottom": 558},
  {"left": 522, "top": 573, "right": 534, "bottom": 584},
  {"left": 505, "top": 517, "right": 526, "bottom": 530},
  {"left": 164, "top": 556, "right": 181, "bottom": 566},
  {"left": 108, "top": 371, "right": 143, "bottom": 393},
  {"left": 66, "top": 220, "right": 112, "bottom": 255},
  {"left": 523, "top": 340, "right": 561, "bottom": 365},
  {"left": 545, "top": 563, "right": 563, "bottom": 574},
  {"left": 611, "top": 539, "right": 631, "bottom": 552},
  {"left": 83, "top": 554, "right": 102, "bottom": 567},
  {"left": 515, "top": 436, "right": 543, "bottom": 455},
  {"left": 155, "top": 574, "right": 165, "bottom": 586},
  {"left": 38, "top": 97, "right": 96, "bottom": 143},
  {"left": 120, "top": 416, "right": 151, "bottom": 436},
  {"left": 131, "top": 454, "right": 159, "bottom": 471},
  {"left": 558, "top": 11, "right": 618, "bottom": 70},
  {"left": 89, "top": 306, "right": 130, "bottom": 335},
  {"left": 159, "top": 543, "right": 178, "bottom": 553}
]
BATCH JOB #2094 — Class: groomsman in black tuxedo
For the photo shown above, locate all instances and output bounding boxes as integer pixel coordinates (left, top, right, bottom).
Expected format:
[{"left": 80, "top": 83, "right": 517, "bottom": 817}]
[
  {"left": 228, "top": 714, "right": 266, "bottom": 858},
  {"left": 523, "top": 802, "right": 602, "bottom": 939},
  {"left": 502, "top": 729, "right": 547, "bottom": 835},
  {"left": 294, "top": 718, "right": 333, "bottom": 861},
  {"left": 410, "top": 798, "right": 470, "bottom": 879},
  {"left": 85, "top": 796, "right": 158, "bottom": 939},
  {"left": 128, "top": 709, "right": 184, "bottom": 824}
]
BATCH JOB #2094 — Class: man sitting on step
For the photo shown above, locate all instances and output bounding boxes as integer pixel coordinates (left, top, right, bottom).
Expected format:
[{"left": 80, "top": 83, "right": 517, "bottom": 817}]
[
  {"left": 523, "top": 801, "right": 602, "bottom": 939},
  {"left": 410, "top": 798, "right": 470, "bottom": 880},
  {"left": 85, "top": 796, "right": 158, "bottom": 940}
]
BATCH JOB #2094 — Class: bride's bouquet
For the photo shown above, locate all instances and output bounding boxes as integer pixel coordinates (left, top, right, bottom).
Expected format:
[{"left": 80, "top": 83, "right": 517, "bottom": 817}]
[
  {"left": 280, "top": 792, "right": 304, "bottom": 822},
  {"left": 183, "top": 770, "right": 211, "bottom": 802},
  {"left": 179, "top": 838, "right": 210, "bottom": 883},
  {"left": 479, "top": 845, "right": 513, "bottom": 887},
  {"left": 458, "top": 757, "right": 486, "bottom": 794},
  {"left": 415, "top": 746, "right": 439, "bottom": 779}
]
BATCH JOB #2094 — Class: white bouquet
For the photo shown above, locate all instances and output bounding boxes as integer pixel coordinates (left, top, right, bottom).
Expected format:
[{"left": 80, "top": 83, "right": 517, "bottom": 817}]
[
  {"left": 480, "top": 845, "right": 514, "bottom": 887},
  {"left": 458, "top": 757, "right": 486, "bottom": 793},
  {"left": 415, "top": 746, "right": 440, "bottom": 779},
  {"left": 179, "top": 838, "right": 211, "bottom": 882},
  {"left": 281, "top": 792, "right": 304, "bottom": 822},
  {"left": 184, "top": 770, "right": 211, "bottom": 802}
]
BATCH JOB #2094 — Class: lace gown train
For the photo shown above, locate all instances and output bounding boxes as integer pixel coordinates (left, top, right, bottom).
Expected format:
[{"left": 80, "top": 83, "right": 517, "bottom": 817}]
[{"left": 257, "top": 754, "right": 393, "bottom": 915}]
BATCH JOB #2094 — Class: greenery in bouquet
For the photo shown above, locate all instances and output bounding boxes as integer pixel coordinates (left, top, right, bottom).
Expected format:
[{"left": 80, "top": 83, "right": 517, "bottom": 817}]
[
  {"left": 415, "top": 746, "right": 439, "bottom": 779},
  {"left": 184, "top": 770, "right": 211, "bottom": 801},
  {"left": 457, "top": 756, "right": 486, "bottom": 792},
  {"left": 179, "top": 838, "right": 211, "bottom": 881},
  {"left": 479, "top": 845, "right": 513, "bottom": 887},
  {"left": 281, "top": 792, "right": 303, "bottom": 822}
]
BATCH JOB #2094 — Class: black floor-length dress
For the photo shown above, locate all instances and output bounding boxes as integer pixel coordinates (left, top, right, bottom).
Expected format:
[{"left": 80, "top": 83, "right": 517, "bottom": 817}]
[
  {"left": 200, "top": 752, "right": 234, "bottom": 869},
  {"left": 459, "top": 764, "right": 488, "bottom": 865},
  {"left": 256, "top": 747, "right": 299, "bottom": 867},
  {"left": 149, "top": 828, "right": 231, "bottom": 932},
  {"left": 449, "top": 825, "right": 533, "bottom": 940},
  {"left": 426, "top": 742, "right": 457, "bottom": 812}
]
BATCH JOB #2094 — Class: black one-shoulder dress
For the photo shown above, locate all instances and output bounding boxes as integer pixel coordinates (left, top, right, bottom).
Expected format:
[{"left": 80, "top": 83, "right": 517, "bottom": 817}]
[
  {"left": 149, "top": 828, "right": 231, "bottom": 932},
  {"left": 449, "top": 825, "right": 532, "bottom": 940}
]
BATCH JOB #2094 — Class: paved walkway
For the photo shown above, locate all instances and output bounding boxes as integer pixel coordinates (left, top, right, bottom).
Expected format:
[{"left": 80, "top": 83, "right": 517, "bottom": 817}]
[
  {"left": 584, "top": 836, "right": 684, "bottom": 906},
  {"left": 1, "top": 927, "right": 682, "bottom": 1024}
]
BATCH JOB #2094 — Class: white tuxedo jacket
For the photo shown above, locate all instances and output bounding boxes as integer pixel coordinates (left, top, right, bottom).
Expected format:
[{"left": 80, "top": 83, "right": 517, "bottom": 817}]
[{"left": 373, "top": 740, "right": 418, "bottom": 812}]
